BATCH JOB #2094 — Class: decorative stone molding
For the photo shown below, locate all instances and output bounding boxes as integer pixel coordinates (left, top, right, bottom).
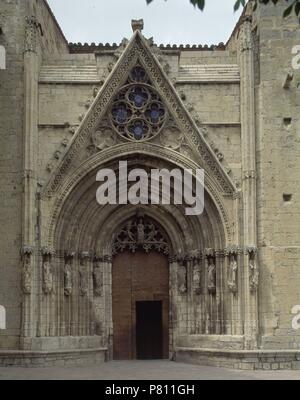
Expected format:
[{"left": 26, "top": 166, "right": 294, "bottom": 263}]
[
  {"left": 160, "top": 126, "right": 183, "bottom": 150},
  {"left": 244, "top": 246, "right": 257, "bottom": 256},
  {"left": 239, "top": 16, "right": 253, "bottom": 53},
  {"left": 89, "top": 125, "right": 116, "bottom": 153},
  {"left": 243, "top": 170, "right": 257, "bottom": 180},
  {"left": 225, "top": 246, "right": 241, "bottom": 256},
  {"left": 131, "top": 19, "right": 144, "bottom": 33},
  {"left": 24, "top": 16, "right": 40, "bottom": 53},
  {"left": 41, "top": 247, "right": 55, "bottom": 257},
  {"left": 204, "top": 248, "right": 215, "bottom": 258}
]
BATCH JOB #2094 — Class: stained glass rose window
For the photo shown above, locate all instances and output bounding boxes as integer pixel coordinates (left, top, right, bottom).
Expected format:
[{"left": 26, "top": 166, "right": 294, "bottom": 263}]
[{"left": 110, "top": 65, "right": 167, "bottom": 141}]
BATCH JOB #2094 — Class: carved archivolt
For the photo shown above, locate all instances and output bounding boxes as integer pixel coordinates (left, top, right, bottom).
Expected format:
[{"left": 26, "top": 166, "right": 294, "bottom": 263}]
[
  {"left": 45, "top": 144, "right": 233, "bottom": 250},
  {"left": 112, "top": 214, "right": 170, "bottom": 256}
]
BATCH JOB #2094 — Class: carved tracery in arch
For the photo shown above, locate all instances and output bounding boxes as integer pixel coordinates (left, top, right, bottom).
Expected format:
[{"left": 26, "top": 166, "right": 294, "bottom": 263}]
[{"left": 112, "top": 214, "right": 170, "bottom": 256}]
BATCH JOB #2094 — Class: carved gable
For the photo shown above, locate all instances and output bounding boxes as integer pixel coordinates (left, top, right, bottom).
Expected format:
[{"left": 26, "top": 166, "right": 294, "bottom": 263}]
[{"left": 43, "top": 31, "right": 236, "bottom": 197}]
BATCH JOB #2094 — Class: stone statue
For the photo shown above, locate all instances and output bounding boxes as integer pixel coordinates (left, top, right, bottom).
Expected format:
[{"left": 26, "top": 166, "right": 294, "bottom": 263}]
[
  {"left": 228, "top": 255, "right": 238, "bottom": 293},
  {"left": 207, "top": 259, "right": 216, "bottom": 293},
  {"left": 43, "top": 260, "right": 53, "bottom": 295},
  {"left": 249, "top": 256, "right": 259, "bottom": 292},
  {"left": 147, "top": 222, "right": 157, "bottom": 241},
  {"left": 64, "top": 262, "right": 72, "bottom": 297},
  {"left": 93, "top": 261, "right": 103, "bottom": 297},
  {"left": 178, "top": 263, "right": 187, "bottom": 294},
  {"left": 137, "top": 219, "right": 145, "bottom": 244},
  {"left": 193, "top": 265, "right": 201, "bottom": 295},
  {"left": 22, "top": 254, "right": 32, "bottom": 295},
  {"left": 79, "top": 267, "right": 88, "bottom": 296},
  {"left": 126, "top": 221, "right": 135, "bottom": 241}
]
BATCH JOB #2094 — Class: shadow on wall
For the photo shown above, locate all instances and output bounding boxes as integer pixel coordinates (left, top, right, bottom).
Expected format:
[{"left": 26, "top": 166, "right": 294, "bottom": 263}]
[
  {"left": 0, "top": 305, "right": 6, "bottom": 330},
  {"left": 0, "top": 45, "right": 5, "bottom": 70}
]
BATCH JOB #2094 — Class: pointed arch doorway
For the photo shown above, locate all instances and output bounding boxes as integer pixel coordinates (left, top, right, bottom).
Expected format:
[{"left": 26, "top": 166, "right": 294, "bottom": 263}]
[{"left": 112, "top": 216, "right": 170, "bottom": 360}]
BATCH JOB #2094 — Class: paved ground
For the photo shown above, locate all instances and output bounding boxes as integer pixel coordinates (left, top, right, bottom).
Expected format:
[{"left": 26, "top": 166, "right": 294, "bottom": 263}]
[{"left": 0, "top": 361, "right": 300, "bottom": 380}]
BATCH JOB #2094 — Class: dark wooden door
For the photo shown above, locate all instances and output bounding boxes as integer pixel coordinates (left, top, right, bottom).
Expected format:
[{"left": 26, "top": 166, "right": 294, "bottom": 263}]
[
  {"left": 136, "top": 301, "right": 163, "bottom": 360},
  {"left": 112, "top": 251, "right": 169, "bottom": 360}
]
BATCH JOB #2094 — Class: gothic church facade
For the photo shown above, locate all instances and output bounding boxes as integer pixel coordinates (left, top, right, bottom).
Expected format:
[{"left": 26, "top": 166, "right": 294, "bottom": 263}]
[{"left": 0, "top": 0, "right": 300, "bottom": 369}]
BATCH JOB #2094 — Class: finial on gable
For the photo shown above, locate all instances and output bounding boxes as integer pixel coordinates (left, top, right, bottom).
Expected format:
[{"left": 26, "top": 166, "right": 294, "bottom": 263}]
[{"left": 131, "top": 19, "right": 144, "bottom": 33}]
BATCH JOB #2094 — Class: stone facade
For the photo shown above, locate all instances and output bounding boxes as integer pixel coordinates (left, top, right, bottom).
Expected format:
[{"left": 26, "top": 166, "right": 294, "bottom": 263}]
[{"left": 0, "top": 0, "right": 299, "bottom": 369}]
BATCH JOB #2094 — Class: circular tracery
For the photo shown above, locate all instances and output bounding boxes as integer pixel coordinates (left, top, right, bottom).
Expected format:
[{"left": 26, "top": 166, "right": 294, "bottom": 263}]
[{"left": 110, "top": 65, "right": 167, "bottom": 142}]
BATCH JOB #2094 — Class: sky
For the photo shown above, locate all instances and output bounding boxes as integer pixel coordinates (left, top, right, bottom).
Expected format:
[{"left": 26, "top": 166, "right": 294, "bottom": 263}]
[{"left": 47, "top": 0, "right": 243, "bottom": 46}]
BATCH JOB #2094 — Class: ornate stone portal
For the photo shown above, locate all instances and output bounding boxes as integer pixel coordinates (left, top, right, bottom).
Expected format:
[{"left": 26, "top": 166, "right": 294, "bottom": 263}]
[{"left": 2, "top": 1, "right": 300, "bottom": 370}]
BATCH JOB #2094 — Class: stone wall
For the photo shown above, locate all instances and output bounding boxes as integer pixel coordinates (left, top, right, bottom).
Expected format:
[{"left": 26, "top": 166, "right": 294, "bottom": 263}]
[
  {"left": 0, "top": 0, "right": 26, "bottom": 350},
  {"left": 36, "top": 0, "right": 69, "bottom": 56},
  {"left": 254, "top": 0, "right": 300, "bottom": 349}
]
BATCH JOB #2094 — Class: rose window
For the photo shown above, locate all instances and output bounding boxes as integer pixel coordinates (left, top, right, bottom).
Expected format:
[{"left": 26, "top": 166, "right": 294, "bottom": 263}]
[{"left": 109, "top": 65, "right": 167, "bottom": 141}]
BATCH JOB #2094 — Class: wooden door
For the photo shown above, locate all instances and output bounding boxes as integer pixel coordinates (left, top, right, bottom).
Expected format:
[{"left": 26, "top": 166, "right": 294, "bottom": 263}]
[{"left": 112, "top": 251, "right": 169, "bottom": 360}]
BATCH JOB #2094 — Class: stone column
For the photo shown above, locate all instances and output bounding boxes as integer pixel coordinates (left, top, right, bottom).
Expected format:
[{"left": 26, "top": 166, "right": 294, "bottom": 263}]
[
  {"left": 186, "top": 253, "right": 194, "bottom": 334},
  {"left": 21, "top": 7, "right": 41, "bottom": 343},
  {"left": 168, "top": 256, "right": 177, "bottom": 359},
  {"left": 226, "top": 247, "right": 240, "bottom": 335},
  {"left": 102, "top": 253, "right": 113, "bottom": 359},
  {"left": 40, "top": 247, "right": 55, "bottom": 337},
  {"left": 176, "top": 255, "right": 188, "bottom": 335},
  {"left": 79, "top": 252, "right": 91, "bottom": 337},
  {"left": 239, "top": 16, "right": 259, "bottom": 349},
  {"left": 190, "top": 250, "right": 202, "bottom": 334},
  {"left": 63, "top": 252, "right": 75, "bottom": 336},
  {"left": 215, "top": 250, "right": 224, "bottom": 335},
  {"left": 20, "top": 246, "right": 34, "bottom": 340},
  {"left": 205, "top": 248, "right": 217, "bottom": 334}
]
